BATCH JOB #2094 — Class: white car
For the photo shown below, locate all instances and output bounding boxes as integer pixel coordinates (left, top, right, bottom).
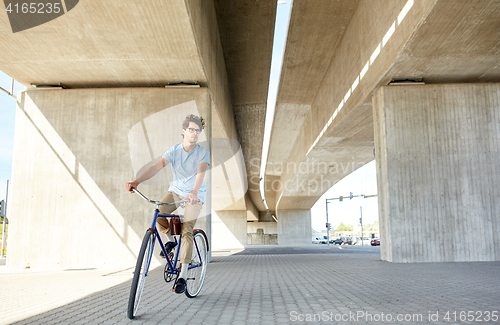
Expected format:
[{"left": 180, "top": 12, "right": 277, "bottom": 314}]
[{"left": 312, "top": 236, "right": 328, "bottom": 244}]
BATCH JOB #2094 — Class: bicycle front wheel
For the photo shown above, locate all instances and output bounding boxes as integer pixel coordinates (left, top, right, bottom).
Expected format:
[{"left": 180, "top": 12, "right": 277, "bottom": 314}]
[
  {"left": 185, "top": 231, "right": 208, "bottom": 298},
  {"left": 127, "top": 230, "right": 154, "bottom": 319}
]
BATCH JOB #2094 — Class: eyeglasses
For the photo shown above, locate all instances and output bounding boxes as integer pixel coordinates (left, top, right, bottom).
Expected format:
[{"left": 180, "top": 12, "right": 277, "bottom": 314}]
[{"left": 186, "top": 127, "right": 201, "bottom": 134}]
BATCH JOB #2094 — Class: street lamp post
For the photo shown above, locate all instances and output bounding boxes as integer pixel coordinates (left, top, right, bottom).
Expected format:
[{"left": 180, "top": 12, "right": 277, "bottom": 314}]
[
  {"left": 325, "top": 199, "right": 329, "bottom": 247},
  {"left": 2, "top": 180, "right": 9, "bottom": 258},
  {"left": 360, "top": 206, "right": 363, "bottom": 246}
]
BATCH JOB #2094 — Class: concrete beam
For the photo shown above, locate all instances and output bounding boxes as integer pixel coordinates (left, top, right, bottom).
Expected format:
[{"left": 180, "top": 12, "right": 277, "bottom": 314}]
[
  {"left": 186, "top": 0, "right": 237, "bottom": 142},
  {"left": 271, "top": 0, "right": 438, "bottom": 211},
  {"left": 233, "top": 103, "right": 267, "bottom": 212},
  {"left": 386, "top": 0, "right": 500, "bottom": 84},
  {"left": 268, "top": 0, "right": 500, "bottom": 211},
  {"left": 214, "top": 0, "right": 276, "bottom": 106},
  {"left": 267, "top": 0, "right": 358, "bottom": 178},
  {"left": 214, "top": 1, "right": 276, "bottom": 213},
  {"left": 0, "top": 0, "right": 243, "bottom": 155},
  {"left": 0, "top": 0, "right": 207, "bottom": 88}
]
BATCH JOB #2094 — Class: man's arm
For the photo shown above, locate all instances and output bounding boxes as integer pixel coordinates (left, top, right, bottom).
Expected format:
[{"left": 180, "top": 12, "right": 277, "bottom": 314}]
[
  {"left": 125, "top": 158, "right": 169, "bottom": 193},
  {"left": 185, "top": 162, "right": 209, "bottom": 203}
]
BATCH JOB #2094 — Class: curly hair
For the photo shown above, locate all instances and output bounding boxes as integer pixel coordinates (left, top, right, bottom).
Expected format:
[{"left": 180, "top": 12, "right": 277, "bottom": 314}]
[{"left": 181, "top": 114, "right": 205, "bottom": 137}]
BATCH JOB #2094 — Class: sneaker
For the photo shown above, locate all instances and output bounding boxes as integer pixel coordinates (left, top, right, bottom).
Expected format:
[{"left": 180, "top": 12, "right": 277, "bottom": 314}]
[
  {"left": 174, "top": 278, "right": 186, "bottom": 294},
  {"left": 160, "top": 241, "right": 177, "bottom": 258}
]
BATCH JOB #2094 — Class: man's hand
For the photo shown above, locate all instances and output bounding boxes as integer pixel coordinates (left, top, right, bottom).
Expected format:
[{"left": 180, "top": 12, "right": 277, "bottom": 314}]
[
  {"left": 125, "top": 159, "right": 167, "bottom": 193},
  {"left": 125, "top": 181, "right": 139, "bottom": 193},
  {"left": 186, "top": 192, "right": 200, "bottom": 204}
]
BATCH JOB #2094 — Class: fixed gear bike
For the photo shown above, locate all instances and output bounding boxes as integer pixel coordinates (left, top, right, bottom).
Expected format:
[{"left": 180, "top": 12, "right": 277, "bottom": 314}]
[{"left": 127, "top": 189, "right": 209, "bottom": 320}]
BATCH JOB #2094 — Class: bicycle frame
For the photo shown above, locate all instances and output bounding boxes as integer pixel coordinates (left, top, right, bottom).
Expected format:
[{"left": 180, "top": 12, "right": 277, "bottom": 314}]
[{"left": 144, "top": 209, "right": 204, "bottom": 278}]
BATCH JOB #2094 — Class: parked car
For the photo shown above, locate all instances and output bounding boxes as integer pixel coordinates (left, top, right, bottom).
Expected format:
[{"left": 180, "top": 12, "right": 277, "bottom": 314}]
[
  {"left": 333, "top": 237, "right": 344, "bottom": 245},
  {"left": 344, "top": 237, "right": 353, "bottom": 245},
  {"left": 312, "top": 237, "right": 328, "bottom": 244},
  {"left": 352, "top": 236, "right": 361, "bottom": 245},
  {"left": 371, "top": 238, "right": 380, "bottom": 246}
]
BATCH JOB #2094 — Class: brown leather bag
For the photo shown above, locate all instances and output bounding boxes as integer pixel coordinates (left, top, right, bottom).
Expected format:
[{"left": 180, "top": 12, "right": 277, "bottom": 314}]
[{"left": 170, "top": 217, "right": 182, "bottom": 235}]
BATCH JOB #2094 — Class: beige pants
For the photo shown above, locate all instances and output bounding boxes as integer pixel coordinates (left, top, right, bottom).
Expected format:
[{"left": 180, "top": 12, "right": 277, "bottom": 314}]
[{"left": 156, "top": 191, "right": 202, "bottom": 264}]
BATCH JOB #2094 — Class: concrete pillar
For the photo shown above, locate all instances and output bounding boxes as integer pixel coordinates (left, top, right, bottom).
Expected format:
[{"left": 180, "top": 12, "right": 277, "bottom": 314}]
[
  {"left": 8, "top": 87, "right": 211, "bottom": 269},
  {"left": 277, "top": 209, "right": 311, "bottom": 245},
  {"left": 211, "top": 210, "right": 246, "bottom": 250},
  {"left": 373, "top": 84, "right": 500, "bottom": 263}
]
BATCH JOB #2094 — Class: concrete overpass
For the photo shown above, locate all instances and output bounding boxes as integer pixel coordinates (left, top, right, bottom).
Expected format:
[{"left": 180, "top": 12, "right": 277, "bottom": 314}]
[{"left": 0, "top": 0, "right": 499, "bottom": 268}]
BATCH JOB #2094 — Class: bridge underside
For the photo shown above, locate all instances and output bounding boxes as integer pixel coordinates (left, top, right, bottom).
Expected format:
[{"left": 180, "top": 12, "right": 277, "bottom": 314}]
[
  {"left": 261, "top": 0, "right": 500, "bottom": 261},
  {"left": 1, "top": 0, "right": 499, "bottom": 267}
]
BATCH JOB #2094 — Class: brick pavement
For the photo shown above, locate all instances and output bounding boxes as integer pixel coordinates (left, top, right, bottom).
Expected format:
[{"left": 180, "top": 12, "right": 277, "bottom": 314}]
[{"left": 1, "top": 245, "right": 500, "bottom": 325}]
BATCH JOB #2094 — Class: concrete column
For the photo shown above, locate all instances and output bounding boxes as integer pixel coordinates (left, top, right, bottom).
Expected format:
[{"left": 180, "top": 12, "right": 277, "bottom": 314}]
[
  {"left": 277, "top": 209, "right": 312, "bottom": 245},
  {"left": 373, "top": 84, "right": 500, "bottom": 263},
  {"left": 211, "top": 210, "right": 246, "bottom": 250},
  {"left": 8, "top": 87, "right": 211, "bottom": 269}
]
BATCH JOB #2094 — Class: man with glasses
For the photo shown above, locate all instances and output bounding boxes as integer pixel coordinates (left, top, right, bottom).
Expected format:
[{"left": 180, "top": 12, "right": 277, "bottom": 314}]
[{"left": 125, "top": 114, "right": 210, "bottom": 294}]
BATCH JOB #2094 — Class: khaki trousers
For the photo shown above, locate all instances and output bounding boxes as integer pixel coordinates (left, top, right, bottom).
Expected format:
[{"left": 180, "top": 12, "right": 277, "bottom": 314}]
[{"left": 156, "top": 191, "right": 202, "bottom": 264}]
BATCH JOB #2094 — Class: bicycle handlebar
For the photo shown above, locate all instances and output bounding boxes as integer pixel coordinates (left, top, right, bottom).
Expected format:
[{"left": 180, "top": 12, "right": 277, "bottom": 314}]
[{"left": 132, "top": 188, "right": 188, "bottom": 206}]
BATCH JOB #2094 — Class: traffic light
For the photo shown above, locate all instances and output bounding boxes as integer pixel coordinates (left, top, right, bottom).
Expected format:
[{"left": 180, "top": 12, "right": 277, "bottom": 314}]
[
  {"left": 325, "top": 223, "right": 331, "bottom": 230},
  {"left": 359, "top": 217, "right": 362, "bottom": 224},
  {"left": 349, "top": 192, "right": 353, "bottom": 200},
  {"left": 0, "top": 200, "right": 4, "bottom": 218},
  {"left": 339, "top": 196, "right": 343, "bottom": 202}
]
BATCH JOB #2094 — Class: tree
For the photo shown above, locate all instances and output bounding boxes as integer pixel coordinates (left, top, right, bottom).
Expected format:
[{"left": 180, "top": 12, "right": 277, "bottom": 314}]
[
  {"left": 363, "top": 220, "right": 379, "bottom": 232},
  {"left": 337, "top": 222, "right": 354, "bottom": 232}
]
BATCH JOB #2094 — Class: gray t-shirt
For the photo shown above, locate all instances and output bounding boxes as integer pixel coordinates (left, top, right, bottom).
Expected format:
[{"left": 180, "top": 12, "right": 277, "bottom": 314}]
[{"left": 162, "top": 143, "right": 210, "bottom": 203}]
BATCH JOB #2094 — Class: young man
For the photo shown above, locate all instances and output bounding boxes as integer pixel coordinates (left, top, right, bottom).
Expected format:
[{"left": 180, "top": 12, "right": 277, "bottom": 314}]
[{"left": 125, "top": 114, "right": 210, "bottom": 294}]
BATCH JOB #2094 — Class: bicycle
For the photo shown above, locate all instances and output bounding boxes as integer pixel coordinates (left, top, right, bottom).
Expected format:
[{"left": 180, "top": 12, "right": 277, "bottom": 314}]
[{"left": 127, "top": 188, "right": 209, "bottom": 320}]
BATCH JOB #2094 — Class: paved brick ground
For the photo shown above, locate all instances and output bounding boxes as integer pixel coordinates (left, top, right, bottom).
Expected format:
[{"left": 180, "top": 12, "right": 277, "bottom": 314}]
[{"left": 2, "top": 245, "right": 500, "bottom": 325}]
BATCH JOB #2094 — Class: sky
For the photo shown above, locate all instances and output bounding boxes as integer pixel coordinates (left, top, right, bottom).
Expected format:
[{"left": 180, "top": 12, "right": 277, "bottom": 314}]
[
  {"left": 310, "top": 161, "right": 378, "bottom": 232},
  {"left": 0, "top": 71, "right": 23, "bottom": 202}
]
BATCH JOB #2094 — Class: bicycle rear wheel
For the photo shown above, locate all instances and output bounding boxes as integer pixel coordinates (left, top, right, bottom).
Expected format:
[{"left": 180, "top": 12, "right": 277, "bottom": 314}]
[
  {"left": 185, "top": 231, "right": 208, "bottom": 298},
  {"left": 127, "top": 230, "right": 154, "bottom": 319}
]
